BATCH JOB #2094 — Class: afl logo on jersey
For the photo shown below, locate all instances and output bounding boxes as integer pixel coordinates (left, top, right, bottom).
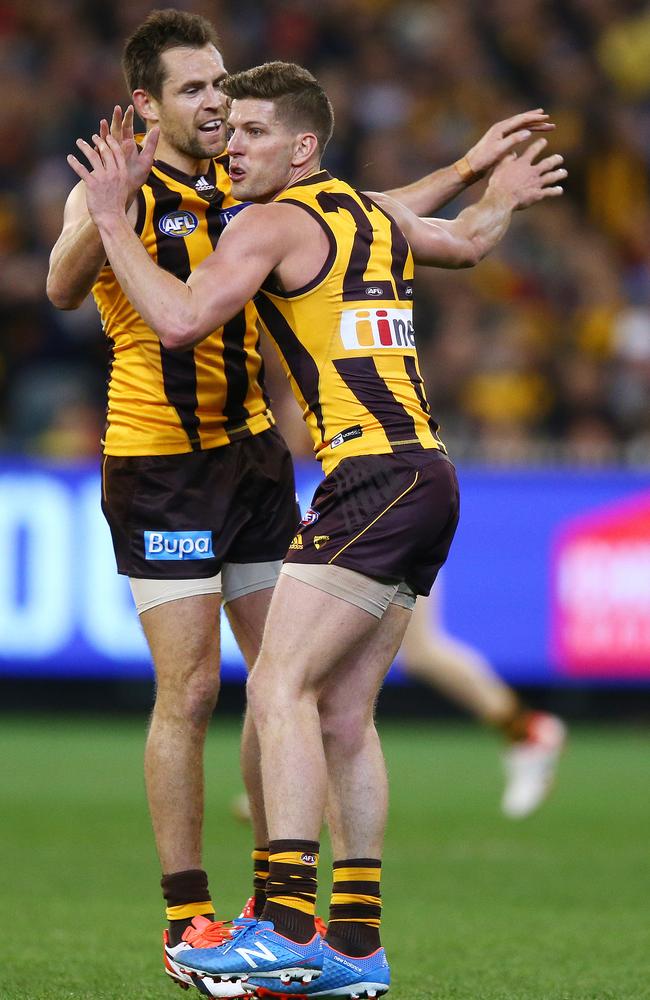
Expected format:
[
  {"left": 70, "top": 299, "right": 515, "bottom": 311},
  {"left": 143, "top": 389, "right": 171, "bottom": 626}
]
[{"left": 159, "top": 211, "right": 199, "bottom": 237}]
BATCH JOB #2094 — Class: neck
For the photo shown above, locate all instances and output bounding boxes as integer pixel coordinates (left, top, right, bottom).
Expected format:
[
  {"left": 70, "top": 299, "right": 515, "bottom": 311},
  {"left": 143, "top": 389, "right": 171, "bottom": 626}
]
[{"left": 270, "top": 159, "right": 323, "bottom": 201}]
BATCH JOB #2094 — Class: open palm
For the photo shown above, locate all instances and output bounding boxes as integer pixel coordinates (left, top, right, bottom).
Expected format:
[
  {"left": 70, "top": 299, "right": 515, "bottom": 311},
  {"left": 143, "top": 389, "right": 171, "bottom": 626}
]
[{"left": 99, "top": 105, "right": 154, "bottom": 196}]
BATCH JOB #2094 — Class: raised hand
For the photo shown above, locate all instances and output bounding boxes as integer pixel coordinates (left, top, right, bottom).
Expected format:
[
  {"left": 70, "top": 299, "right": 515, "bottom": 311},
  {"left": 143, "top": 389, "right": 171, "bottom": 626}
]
[
  {"left": 98, "top": 105, "right": 154, "bottom": 197},
  {"left": 488, "top": 138, "right": 566, "bottom": 210},
  {"left": 464, "top": 110, "right": 556, "bottom": 178},
  {"left": 67, "top": 128, "right": 159, "bottom": 223}
]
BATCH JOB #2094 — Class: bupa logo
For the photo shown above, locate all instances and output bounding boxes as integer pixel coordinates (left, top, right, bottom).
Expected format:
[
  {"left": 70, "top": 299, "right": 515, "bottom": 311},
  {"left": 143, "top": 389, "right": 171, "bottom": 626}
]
[
  {"left": 144, "top": 530, "right": 214, "bottom": 560},
  {"left": 340, "top": 308, "right": 415, "bottom": 350},
  {"left": 158, "top": 210, "right": 199, "bottom": 237}
]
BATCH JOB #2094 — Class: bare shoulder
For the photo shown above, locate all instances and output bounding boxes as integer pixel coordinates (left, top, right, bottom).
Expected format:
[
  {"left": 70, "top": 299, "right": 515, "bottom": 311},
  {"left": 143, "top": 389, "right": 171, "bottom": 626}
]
[{"left": 221, "top": 200, "right": 322, "bottom": 251}]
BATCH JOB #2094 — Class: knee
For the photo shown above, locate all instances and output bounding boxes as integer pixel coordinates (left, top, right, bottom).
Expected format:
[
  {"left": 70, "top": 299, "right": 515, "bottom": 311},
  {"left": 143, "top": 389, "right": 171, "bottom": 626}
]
[
  {"left": 319, "top": 700, "right": 374, "bottom": 758},
  {"left": 154, "top": 667, "right": 220, "bottom": 728}
]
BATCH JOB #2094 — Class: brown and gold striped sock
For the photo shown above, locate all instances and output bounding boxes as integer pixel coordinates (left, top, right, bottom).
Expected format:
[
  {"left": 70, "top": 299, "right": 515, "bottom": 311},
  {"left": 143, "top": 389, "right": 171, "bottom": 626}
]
[
  {"left": 261, "top": 839, "right": 319, "bottom": 943},
  {"left": 326, "top": 858, "right": 382, "bottom": 956},
  {"left": 252, "top": 846, "right": 269, "bottom": 918},
  {"left": 498, "top": 703, "right": 534, "bottom": 742},
  {"left": 161, "top": 868, "right": 215, "bottom": 946}
]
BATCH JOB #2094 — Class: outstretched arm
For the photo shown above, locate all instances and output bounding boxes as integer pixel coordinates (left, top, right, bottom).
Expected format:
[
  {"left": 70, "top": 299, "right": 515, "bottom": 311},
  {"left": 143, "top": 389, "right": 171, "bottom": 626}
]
[
  {"left": 67, "top": 132, "right": 286, "bottom": 350},
  {"left": 383, "top": 109, "right": 555, "bottom": 216},
  {"left": 47, "top": 106, "right": 157, "bottom": 309},
  {"left": 374, "top": 138, "right": 566, "bottom": 268}
]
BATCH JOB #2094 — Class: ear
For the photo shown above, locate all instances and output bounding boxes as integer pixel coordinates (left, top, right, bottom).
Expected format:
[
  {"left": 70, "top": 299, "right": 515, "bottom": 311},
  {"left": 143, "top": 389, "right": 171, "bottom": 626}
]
[
  {"left": 292, "top": 132, "right": 319, "bottom": 167},
  {"left": 132, "top": 89, "right": 160, "bottom": 127}
]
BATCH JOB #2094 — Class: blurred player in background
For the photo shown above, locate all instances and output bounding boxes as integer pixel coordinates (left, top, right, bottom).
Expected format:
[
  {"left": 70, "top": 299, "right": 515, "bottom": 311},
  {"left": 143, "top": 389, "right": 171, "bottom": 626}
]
[
  {"left": 400, "top": 587, "right": 566, "bottom": 818},
  {"left": 69, "top": 56, "right": 566, "bottom": 997},
  {"left": 48, "top": 7, "right": 560, "bottom": 995}
]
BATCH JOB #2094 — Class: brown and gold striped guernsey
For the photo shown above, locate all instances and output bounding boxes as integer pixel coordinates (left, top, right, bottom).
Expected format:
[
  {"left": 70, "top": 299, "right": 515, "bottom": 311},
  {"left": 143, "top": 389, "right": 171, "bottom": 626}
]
[
  {"left": 93, "top": 152, "right": 274, "bottom": 456},
  {"left": 255, "top": 171, "right": 445, "bottom": 474}
]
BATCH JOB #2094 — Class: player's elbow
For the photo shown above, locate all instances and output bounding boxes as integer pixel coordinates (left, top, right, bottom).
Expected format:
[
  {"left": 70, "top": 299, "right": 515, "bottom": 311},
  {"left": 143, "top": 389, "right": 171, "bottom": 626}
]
[
  {"left": 158, "top": 328, "right": 194, "bottom": 352},
  {"left": 454, "top": 241, "right": 483, "bottom": 268},
  {"left": 46, "top": 273, "right": 85, "bottom": 310},
  {"left": 469, "top": 238, "right": 493, "bottom": 267},
  {"left": 158, "top": 318, "right": 205, "bottom": 352}
]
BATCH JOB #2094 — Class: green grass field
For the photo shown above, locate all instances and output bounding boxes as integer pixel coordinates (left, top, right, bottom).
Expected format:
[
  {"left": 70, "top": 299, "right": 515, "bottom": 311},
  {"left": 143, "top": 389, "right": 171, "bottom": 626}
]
[{"left": 3, "top": 715, "right": 649, "bottom": 1000}]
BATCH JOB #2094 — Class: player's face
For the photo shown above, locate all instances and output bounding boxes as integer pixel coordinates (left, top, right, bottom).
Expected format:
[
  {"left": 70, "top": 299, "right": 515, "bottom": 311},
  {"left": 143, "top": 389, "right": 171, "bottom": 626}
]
[
  {"left": 226, "top": 99, "right": 300, "bottom": 202},
  {"left": 152, "top": 45, "right": 228, "bottom": 160}
]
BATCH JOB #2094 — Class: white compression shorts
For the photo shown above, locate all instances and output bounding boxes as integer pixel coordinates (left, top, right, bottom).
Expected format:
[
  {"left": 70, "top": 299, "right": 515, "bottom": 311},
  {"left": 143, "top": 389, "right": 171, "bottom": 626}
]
[
  {"left": 129, "top": 560, "right": 283, "bottom": 615},
  {"left": 280, "top": 563, "right": 417, "bottom": 619}
]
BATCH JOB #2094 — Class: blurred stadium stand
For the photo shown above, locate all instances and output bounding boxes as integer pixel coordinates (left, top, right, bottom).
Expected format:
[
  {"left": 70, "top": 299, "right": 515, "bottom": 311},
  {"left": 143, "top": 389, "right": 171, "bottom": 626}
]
[{"left": 1, "top": 0, "right": 649, "bottom": 714}]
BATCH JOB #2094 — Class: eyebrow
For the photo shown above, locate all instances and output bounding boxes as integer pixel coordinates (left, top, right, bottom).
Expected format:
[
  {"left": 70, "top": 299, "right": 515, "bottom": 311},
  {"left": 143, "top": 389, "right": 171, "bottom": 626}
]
[
  {"left": 228, "top": 119, "right": 268, "bottom": 128},
  {"left": 178, "top": 73, "right": 227, "bottom": 88}
]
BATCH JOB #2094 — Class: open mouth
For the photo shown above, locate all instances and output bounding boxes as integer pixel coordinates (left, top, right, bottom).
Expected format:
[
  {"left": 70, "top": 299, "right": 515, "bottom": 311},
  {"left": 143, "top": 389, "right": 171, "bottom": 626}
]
[
  {"left": 198, "top": 119, "right": 223, "bottom": 134},
  {"left": 229, "top": 164, "right": 246, "bottom": 181}
]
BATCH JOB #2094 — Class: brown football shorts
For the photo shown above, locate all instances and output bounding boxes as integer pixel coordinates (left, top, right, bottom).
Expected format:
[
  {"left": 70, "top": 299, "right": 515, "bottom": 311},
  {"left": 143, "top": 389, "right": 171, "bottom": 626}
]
[
  {"left": 284, "top": 448, "right": 459, "bottom": 596},
  {"left": 101, "top": 426, "right": 299, "bottom": 579}
]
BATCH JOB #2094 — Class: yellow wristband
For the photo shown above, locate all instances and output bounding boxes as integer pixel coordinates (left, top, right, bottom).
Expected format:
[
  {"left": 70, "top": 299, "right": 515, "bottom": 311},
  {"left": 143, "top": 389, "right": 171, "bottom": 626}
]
[{"left": 453, "top": 156, "right": 477, "bottom": 184}]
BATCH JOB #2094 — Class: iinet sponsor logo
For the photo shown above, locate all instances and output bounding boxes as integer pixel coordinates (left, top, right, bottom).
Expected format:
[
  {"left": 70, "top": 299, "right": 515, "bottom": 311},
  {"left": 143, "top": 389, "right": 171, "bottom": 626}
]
[
  {"left": 340, "top": 308, "right": 415, "bottom": 350},
  {"left": 550, "top": 493, "right": 650, "bottom": 676}
]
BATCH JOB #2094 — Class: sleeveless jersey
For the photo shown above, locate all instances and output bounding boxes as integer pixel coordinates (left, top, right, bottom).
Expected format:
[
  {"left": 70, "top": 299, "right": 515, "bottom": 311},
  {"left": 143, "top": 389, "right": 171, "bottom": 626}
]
[
  {"left": 93, "top": 153, "right": 273, "bottom": 456},
  {"left": 255, "top": 170, "right": 445, "bottom": 474}
]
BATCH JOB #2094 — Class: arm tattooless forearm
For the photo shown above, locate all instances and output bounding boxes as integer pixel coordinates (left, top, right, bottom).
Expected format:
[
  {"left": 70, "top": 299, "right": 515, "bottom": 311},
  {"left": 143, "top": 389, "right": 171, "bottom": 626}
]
[
  {"left": 384, "top": 162, "right": 470, "bottom": 217},
  {"left": 95, "top": 212, "right": 211, "bottom": 348}
]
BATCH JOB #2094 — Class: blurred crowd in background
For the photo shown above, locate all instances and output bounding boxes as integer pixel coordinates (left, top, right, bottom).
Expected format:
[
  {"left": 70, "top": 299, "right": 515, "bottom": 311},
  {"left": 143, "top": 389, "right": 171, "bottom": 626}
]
[{"left": 1, "top": 0, "right": 649, "bottom": 465}]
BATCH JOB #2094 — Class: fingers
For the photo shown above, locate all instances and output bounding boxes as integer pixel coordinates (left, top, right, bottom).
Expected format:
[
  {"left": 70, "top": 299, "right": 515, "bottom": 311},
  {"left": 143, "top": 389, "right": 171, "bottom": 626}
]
[
  {"left": 139, "top": 126, "right": 160, "bottom": 174},
  {"left": 500, "top": 109, "right": 550, "bottom": 134},
  {"left": 536, "top": 153, "right": 567, "bottom": 188},
  {"left": 68, "top": 132, "right": 129, "bottom": 188},
  {"left": 66, "top": 153, "right": 91, "bottom": 182},
  {"left": 74, "top": 133, "right": 124, "bottom": 173},
  {"left": 101, "top": 133, "right": 127, "bottom": 171},
  {"left": 541, "top": 169, "right": 566, "bottom": 186},
  {"left": 76, "top": 136, "right": 105, "bottom": 170},
  {"left": 109, "top": 104, "right": 123, "bottom": 139},
  {"left": 502, "top": 128, "right": 532, "bottom": 150},
  {"left": 123, "top": 104, "right": 134, "bottom": 140},
  {"left": 538, "top": 153, "right": 564, "bottom": 174},
  {"left": 522, "top": 136, "right": 548, "bottom": 162},
  {"left": 142, "top": 125, "right": 160, "bottom": 156}
]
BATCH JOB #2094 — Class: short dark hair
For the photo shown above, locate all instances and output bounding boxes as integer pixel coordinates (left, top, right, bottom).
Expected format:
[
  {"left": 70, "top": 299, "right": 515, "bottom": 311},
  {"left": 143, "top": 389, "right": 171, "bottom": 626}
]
[
  {"left": 122, "top": 8, "right": 220, "bottom": 98},
  {"left": 221, "top": 62, "right": 335, "bottom": 153}
]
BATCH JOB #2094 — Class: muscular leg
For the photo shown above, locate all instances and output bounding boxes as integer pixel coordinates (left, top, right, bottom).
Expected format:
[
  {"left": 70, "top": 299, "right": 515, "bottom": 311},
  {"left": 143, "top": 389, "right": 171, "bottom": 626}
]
[
  {"left": 320, "top": 603, "right": 411, "bottom": 860},
  {"left": 400, "top": 589, "right": 519, "bottom": 725},
  {"left": 246, "top": 574, "right": 381, "bottom": 841},
  {"left": 225, "top": 587, "right": 274, "bottom": 849},
  {"left": 141, "top": 593, "right": 221, "bottom": 873}
]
